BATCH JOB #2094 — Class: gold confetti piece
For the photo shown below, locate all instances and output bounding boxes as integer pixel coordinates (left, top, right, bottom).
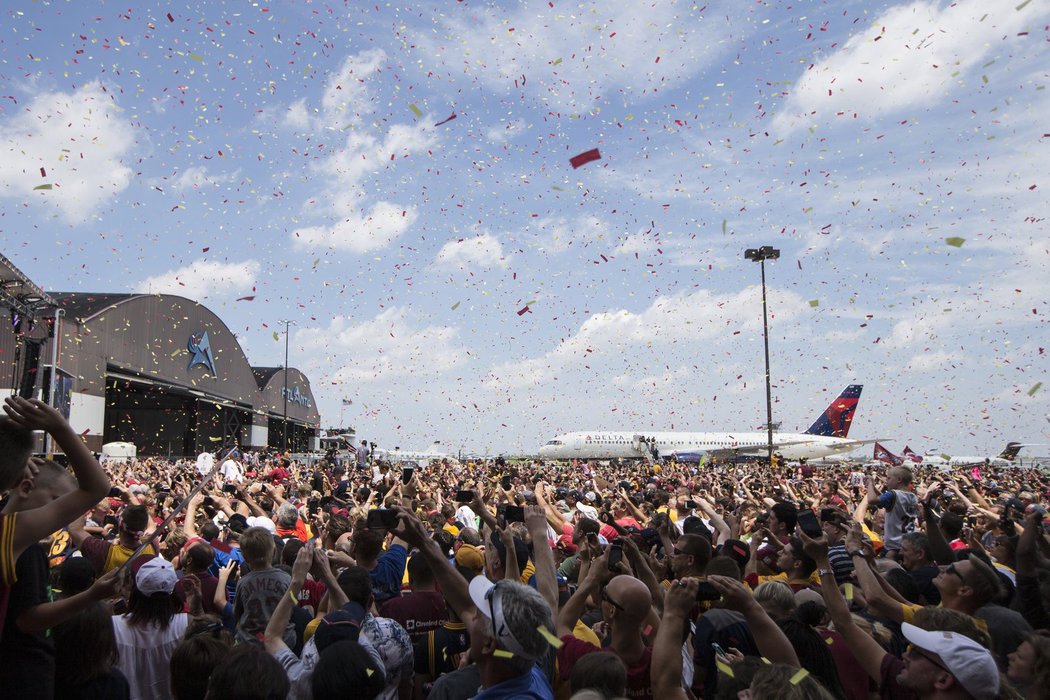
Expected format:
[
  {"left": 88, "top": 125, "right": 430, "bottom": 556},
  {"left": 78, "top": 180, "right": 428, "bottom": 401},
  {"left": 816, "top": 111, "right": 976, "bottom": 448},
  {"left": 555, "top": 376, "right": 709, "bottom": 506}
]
[
  {"left": 552, "top": 58, "right": 562, "bottom": 65},
  {"left": 492, "top": 649, "right": 514, "bottom": 659},
  {"left": 1028, "top": 382, "right": 1042, "bottom": 396},
  {"left": 33, "top": 184, "right": 52, "bottom": 190},
  {"left": 365, "top": 668, "right": 373, "bottom": 677},
  {"left": 808, "top": 300, "right": 819, "bottom": 307},
  {"left": 537, "top": 626, "right": 563, "bottom": 648},
  {"left": 716, "top": 660, "right": 735, "bottom": 677},
  {"left": 761, "top": 657, "right": 772, "bottom": 665},
  {"left": 790, "top": 668, "right": 810, "bottom": 685},
  {"left": 190, "top": 53, "right": 204, "bottom": 63},
  {"left": 409, "top": 103, "right": 422, "bottom": 118},
  {"left": 945, "top": 237, "right": 965, "bottom": 247},
  {"left": 940, "top": 453, "right": 951, "bottom": 461},
  {"left": 451, "top": 302, "right": 461, "bottom": 311},
  {"left": 721, "top": 219, "right": 727, "bottom": 234},
  {"left": 1017, "top": 0, "right": 1032, "bottom": 9},
  {"left": 272, "top": 331, "right": 280, "bottom": 342},
  {"left": 825, "top": 636, "right": 834, "bottom": 645},
  {"left": 844, "top": 583, "right": 854, "bottom": 601}
]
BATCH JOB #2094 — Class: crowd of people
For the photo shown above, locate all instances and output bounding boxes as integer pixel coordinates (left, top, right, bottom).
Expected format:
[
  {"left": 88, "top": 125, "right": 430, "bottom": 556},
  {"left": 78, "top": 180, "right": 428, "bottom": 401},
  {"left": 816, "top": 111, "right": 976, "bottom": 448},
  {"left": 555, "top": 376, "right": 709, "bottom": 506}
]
[{"left": 1, "top": 395, "right": 1049, "bottom": 700}]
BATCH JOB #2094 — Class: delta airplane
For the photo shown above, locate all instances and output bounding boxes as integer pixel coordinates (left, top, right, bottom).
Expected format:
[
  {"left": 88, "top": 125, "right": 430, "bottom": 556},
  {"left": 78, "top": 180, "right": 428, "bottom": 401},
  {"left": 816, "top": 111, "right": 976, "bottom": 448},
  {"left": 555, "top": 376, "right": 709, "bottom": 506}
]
[
  {"left": 901, "top": 442, "right": 1034, "bottom": 468},
  {"left": 538, "top": 385, "right": 873, "bottom": 461}
]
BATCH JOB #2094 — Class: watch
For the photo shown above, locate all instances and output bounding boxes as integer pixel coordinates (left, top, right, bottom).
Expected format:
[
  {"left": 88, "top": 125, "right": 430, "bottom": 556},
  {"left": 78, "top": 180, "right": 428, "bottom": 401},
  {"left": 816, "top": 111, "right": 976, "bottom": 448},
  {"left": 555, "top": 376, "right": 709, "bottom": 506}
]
[
  {"left": 818, "top": 568, "right": 831, "bottom": 577},
  {"left": 848, "top": 549, "right": 865, "bottom": 558}
]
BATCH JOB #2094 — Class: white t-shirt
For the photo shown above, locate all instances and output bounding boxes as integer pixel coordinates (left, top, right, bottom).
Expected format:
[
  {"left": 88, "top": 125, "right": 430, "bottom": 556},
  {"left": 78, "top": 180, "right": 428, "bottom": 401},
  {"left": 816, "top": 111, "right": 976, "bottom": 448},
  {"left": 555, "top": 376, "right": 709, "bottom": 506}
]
[
  {"left": 221, "top": 459, "right": 244, "bottom": 483},
  {"left": 196, "top": 452, "right": 215, "bottom": 476},
  {"left": 113, "top": 613, "right": 189, "bottom": 700}
]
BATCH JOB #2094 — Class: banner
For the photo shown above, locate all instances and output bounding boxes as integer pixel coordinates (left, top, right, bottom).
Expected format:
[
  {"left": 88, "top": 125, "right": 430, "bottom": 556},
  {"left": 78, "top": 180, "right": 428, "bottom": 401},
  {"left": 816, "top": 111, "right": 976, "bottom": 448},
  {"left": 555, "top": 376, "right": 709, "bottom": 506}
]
[{"left": 873, "top": 442, "right": 903, "bottom": 466}]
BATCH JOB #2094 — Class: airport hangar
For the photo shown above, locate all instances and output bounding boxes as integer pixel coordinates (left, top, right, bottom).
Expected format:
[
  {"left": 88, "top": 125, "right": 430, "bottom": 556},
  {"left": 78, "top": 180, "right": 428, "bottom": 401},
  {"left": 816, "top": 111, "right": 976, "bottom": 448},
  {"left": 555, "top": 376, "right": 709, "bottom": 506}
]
[{"left": 0, "top": 254, "right": 320, "bottom": 456}]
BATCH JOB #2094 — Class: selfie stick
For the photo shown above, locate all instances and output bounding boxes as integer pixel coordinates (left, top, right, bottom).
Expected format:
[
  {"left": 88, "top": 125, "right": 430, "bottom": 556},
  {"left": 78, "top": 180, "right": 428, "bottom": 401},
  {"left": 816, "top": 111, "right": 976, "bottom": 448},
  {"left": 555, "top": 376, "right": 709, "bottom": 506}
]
[{"left": 115, "top": 445, "right": 236, "bottom": 576}]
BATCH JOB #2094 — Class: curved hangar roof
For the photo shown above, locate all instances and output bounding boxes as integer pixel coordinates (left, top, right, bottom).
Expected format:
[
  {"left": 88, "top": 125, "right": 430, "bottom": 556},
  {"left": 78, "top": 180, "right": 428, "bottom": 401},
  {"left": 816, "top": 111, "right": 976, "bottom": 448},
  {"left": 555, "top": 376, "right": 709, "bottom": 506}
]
[{"left": 49, "top": 293, "right": 319, "bottom": 426}]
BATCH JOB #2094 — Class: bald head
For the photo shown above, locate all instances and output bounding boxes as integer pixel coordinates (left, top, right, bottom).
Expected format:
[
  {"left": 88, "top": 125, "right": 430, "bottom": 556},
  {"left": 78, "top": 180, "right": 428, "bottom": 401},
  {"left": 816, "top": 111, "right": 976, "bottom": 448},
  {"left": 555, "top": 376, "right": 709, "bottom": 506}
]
[{"left": 606, "top": 575, "right": 652, "bottom": 624}]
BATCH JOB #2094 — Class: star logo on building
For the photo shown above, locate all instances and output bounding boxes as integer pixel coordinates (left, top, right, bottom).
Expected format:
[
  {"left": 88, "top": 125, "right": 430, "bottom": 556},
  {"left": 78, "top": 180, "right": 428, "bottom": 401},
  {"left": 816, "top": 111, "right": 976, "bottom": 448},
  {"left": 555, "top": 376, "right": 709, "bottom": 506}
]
[{"left": 187, "top": 331, "right": 217, "bottom": 376}]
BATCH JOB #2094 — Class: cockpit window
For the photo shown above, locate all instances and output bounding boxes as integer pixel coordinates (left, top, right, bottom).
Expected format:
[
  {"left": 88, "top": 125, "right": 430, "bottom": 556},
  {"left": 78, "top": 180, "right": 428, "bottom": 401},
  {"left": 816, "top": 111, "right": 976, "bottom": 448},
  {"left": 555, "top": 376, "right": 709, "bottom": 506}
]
[{"left": 545, "top": 440, "right": 563, "bottom": 446}]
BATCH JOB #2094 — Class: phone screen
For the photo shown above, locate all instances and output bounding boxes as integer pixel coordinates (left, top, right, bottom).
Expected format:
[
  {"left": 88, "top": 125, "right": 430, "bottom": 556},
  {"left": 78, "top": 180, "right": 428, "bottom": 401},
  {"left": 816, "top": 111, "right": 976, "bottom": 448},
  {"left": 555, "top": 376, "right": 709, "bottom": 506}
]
[
  {"left": 797, "top": 509, "right": 822, "bottom": 538},
  {"left": 607, "top": 540, "right": 623, "bottom": 569},
  {"left": 367, "top": 509, "right": 399, "bottom": 529},
  {"left": 401, "top": 467, "right": 415, "bottom": 485},
  {"left": 455, "top": 490, "right": 474, "bottom": 503}
]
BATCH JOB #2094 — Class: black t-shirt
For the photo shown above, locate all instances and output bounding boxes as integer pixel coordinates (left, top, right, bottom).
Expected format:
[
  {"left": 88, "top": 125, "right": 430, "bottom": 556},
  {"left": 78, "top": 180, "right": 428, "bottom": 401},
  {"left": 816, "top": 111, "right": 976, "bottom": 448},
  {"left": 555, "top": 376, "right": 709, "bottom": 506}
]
[{"left": 0, "top": 545, "right": 55, "bottom": 700}]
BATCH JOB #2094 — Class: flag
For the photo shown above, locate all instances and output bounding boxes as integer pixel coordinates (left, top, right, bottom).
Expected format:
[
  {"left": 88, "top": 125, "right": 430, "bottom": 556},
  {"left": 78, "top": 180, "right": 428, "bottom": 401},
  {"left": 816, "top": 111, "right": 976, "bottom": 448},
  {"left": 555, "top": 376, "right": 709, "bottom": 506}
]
[
  {"left": 346, "top": 443, "right": 357, "bottom": 455},
  {"left": 341, "top": 398, "right": 353, "bottom": 406},
  {"left": 873, "top": 442, "right": 903, "bottom": 466},
  {"left": 902, "top": 446, "right": 923, "bottom": 463}
]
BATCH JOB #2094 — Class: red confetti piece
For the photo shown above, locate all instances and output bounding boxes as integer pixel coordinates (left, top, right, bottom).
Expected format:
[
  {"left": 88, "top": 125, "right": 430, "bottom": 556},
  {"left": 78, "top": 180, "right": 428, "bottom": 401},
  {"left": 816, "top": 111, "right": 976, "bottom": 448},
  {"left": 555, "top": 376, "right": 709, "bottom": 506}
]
[
  {"left": 202, "top": 247, "right": 209, "bottom": 252},
  {"left": 40, "top": 167, "right": 46, "bottom": 177},
  {"left": 516, "top": 305, "right": 532, "bottom": 316},
  {"left": 434, "top": 113, "right": 457, "bottom": 127},
  {"left": 569, "top": 148, "right": 601, "bottom": 169},
  {"left": 167, "top": 12, "right": 174, "bottom": 22},
  {"left": 236, "top": 296, "right": 255, "bottom": 302}
]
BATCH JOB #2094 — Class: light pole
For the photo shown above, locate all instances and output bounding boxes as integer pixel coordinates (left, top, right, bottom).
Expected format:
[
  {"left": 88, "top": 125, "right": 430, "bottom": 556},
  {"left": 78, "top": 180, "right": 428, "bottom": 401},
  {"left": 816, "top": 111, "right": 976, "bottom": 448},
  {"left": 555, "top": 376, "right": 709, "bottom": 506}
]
[
  {"left": 278, "top": 319, "right": 296, "bottom": 452},
  {"left": 744, "top": 246, "right": 780, "bottom": 468}
]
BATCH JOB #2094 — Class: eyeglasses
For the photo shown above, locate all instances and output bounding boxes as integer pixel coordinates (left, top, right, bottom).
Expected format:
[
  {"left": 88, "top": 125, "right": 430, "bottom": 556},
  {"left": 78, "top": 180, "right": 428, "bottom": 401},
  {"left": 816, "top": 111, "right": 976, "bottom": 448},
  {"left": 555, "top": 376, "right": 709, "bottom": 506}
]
[
  {"left": 600, "top": 587, "right": 625, "bottom": 611},
  {"left": 905, "top": 644, "right": 949, "bottom": 672}
]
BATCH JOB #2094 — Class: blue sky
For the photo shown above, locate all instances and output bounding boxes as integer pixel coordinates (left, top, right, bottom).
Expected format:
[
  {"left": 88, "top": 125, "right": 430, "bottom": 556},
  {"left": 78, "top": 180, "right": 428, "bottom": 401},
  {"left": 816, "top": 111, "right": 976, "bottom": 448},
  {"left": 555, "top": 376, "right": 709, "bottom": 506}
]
[{"left": 1, "top": 0, "right": 1047, "bottom": 457}]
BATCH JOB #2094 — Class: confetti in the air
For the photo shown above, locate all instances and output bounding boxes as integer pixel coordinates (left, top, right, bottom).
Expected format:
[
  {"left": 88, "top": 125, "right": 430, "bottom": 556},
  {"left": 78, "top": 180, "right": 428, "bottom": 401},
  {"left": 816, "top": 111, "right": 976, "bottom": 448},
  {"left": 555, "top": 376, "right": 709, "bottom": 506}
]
[
  {"left": 569, "top": 149, "right": 602, "bottom": 169},
  {"left": 945, "top": 237, "right": 965, "bottom": 247},
  {"left": 1029, "top": 382, "right": 1042, "bottom": 397}
]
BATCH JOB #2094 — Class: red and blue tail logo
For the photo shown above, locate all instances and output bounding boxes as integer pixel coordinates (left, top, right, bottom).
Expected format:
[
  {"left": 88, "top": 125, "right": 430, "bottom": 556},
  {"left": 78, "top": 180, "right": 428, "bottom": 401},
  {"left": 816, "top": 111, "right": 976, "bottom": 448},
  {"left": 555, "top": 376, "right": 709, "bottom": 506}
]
[{"left": 805, "top": 385, "right": 863, "bottom": 438}]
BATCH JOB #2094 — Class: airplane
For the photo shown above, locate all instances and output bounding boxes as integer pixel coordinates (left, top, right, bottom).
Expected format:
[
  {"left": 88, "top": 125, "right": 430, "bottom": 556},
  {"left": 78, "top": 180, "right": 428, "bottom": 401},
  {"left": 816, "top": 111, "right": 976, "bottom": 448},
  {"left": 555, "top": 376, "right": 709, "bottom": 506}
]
[
  {"left": 537, "top": 385, "right": 875, "bottom": 461},
  {"left": 372, "top": 440, "right": 448, "bottom": 464},
  {"left": 901, "top": 442, "right": 1034, "bottom": 468}
]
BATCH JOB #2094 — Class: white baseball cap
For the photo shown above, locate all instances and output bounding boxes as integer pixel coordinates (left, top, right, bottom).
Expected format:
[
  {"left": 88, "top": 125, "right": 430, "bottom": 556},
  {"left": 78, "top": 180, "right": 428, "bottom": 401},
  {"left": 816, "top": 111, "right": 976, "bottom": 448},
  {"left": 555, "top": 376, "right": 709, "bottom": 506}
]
[
  {"left": 135, "top": 557, "right": 178, "bottom": 597},
  {"left": 246, "top": 515, "right": 276, "bottom": 534},
  {"left": 468, "top": 577, "right": 539, "bottom": 661},
  {"left": 901, "top": 623, "right": 999, "bottom": 700}
]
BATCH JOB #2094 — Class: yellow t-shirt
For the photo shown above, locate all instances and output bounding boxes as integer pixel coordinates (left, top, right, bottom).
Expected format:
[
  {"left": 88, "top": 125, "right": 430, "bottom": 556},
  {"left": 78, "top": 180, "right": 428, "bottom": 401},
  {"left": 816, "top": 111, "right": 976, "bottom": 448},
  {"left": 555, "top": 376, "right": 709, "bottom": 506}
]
[{"left": 900, "top": 602, "right": 989, "bottom": 635}]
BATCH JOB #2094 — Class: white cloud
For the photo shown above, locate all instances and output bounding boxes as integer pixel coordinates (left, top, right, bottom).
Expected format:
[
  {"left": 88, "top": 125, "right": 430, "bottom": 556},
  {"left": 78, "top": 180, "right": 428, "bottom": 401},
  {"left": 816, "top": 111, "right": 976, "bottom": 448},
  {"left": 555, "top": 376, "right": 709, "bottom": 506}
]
[
  {"left": 415, "top": 2, "right": 742, "bottom": 111},
  {"left": 485, "top": 120, "right": 526, "bottom": 144},
  {"left": 295, "top": 307, "right": 467, "bottom": 384},
  {"left": 0, "top": 81, "right": 134, "bottom": 223},
  {"left": 289, "top": 51, "right": 436, "bottom": 253},
  {"left": 136, "top": 259, "right": 261, "bottom": 298},
  {"left": 488, "top": 286, "right": 807, "bottom": 389},
  {"left": 295, "top": 202, "right": 418, "bottom": 253},
  {"left": 773, "top": 0, "right": 1045, "bottom": 132},
  {"left": 902, "top": 350, "right": 961, "bottom": 373},
  {"left": 169, "top": 165, "right": 239, "bottom": 192},
  {"left": 433, "top": 232, "right": 509, "bottom": 269}
]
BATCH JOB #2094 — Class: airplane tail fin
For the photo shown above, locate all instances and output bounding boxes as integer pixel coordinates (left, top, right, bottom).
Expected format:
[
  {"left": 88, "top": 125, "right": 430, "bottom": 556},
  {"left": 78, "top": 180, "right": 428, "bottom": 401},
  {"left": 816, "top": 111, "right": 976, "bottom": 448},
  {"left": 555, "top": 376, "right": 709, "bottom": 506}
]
[
  {"left": 805, "top": 385, "right": 863, "bottom": 438},
  {"left": 998, "top": 441, "right": 1023, "bottom": 461}
]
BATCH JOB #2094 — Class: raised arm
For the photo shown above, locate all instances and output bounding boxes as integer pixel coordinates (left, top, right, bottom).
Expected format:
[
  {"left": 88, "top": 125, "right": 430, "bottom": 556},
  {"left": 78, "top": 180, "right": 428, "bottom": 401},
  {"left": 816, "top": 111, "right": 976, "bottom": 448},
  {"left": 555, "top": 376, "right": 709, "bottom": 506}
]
[
  {"left": 556, "top": 550, "right": 609, "bottom": 637},
  {"left": 707, "top": 574, "right": 799, "bottom": 667},
  {"left": 845, "top": 524, "right": 905, "bottom": 623},
  {"left": 651, "top": 578, "right": 694, "bottom": 700},
  {"left": 392, "top": 507, "right": 475, "bottom": 626},
  {"left": 797, "top": 529, "right": 888, "bottom": 682},
  {"left": 5, "top": 398, "right": 111, "bottom": 554},
  {"left": 525, "top": 505, "right": 558, "bottom": 614}
]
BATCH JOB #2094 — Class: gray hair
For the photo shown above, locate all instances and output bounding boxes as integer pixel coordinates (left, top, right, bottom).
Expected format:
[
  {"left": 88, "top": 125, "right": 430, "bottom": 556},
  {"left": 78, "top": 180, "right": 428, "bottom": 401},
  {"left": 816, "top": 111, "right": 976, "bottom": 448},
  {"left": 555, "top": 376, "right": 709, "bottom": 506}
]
[
  {"left": 900, "top": 531, "right": 933, "bottom": 561},
  {"left": 276, "top": 502, "right": 299, "bottom": 528},
  {"left": 753, "top": 580, "right": 796, "bottom": 622},
  {"left": 486, "top": 581, "right": 553, "bottom": 675}
]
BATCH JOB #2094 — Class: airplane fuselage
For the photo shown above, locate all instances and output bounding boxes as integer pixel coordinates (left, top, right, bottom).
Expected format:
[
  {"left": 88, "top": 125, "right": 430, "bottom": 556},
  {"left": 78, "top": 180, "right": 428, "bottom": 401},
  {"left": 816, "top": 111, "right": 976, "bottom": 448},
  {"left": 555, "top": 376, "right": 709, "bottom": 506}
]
[{"left": 538, "top": 431, "right": 863, "bottom": 461}]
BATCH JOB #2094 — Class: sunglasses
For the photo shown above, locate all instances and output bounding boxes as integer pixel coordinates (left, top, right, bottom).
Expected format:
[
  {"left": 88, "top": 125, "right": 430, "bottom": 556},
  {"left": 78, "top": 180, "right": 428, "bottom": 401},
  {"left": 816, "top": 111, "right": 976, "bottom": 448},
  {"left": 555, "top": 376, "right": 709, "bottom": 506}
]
[
  {"left": 600, "top": 587, "right": 625, "bottom": 612},
  {"left": 906, "top": 644, "right": 949, "bottom": 672},
  {"left": 944, "top": 564, "right": 966, "bottom": 583}
]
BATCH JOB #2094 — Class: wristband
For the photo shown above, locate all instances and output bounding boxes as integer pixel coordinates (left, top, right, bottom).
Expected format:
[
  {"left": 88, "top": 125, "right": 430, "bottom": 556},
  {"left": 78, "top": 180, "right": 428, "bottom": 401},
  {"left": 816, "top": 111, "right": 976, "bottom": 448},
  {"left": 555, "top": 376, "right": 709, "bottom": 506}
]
[
  {"left": 848, "top": 549, "right": 865, "bottom": 558},
  {"left": 288, "top": 588, "right": 299, "bottom": 605}
]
